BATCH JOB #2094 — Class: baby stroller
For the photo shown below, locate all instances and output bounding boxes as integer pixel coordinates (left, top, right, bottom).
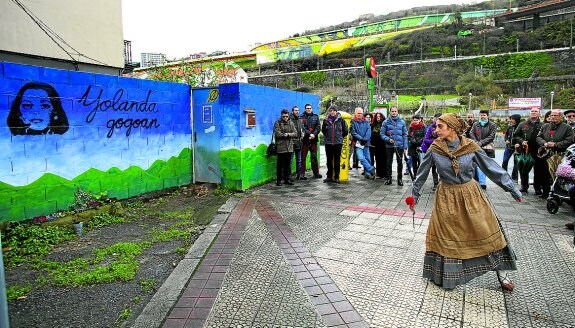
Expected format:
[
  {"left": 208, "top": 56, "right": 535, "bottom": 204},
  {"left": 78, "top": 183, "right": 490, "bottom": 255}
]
[{"left": 546, "top": 144, "right": 575, "bottom": 214}]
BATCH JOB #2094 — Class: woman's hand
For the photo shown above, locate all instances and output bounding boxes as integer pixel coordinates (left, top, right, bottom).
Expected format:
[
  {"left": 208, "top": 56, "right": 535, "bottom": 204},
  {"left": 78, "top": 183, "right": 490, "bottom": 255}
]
[
  {"left": 409, "top": 204, "right": 416, "bottom": 213},
  {"left": 516, "top": 197, "right": 524, "bottom": 203}
]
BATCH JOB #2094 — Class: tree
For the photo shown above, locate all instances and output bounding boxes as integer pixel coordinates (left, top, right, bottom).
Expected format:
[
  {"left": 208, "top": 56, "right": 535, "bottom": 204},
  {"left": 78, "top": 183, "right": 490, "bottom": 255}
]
[{"left": 555, "top": 88, "right": 575, "bottom": 109}]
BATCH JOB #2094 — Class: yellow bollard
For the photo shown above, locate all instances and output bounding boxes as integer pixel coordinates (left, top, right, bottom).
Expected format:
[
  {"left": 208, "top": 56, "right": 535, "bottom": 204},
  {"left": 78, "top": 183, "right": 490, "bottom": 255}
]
[{"left": 339, "top": 111, "right": 353, "bottom": 181}]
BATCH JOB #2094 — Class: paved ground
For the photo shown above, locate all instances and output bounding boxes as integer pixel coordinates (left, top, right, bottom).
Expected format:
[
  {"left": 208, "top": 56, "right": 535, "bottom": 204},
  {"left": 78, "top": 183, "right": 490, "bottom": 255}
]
[{"left": 131, "top": 149, "right": 575, "bottom": 328}]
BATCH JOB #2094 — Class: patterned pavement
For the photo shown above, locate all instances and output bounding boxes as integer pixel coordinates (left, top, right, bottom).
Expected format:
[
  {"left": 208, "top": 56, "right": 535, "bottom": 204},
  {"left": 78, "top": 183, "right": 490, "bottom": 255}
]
[{"left": 150, "top": 149, "right": 575, "bottom": 328}]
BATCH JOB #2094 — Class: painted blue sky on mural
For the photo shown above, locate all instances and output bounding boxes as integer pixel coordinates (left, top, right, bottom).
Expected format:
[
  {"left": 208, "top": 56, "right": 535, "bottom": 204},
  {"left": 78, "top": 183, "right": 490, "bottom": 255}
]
[{"left": 0, "top": 65, "right": 191, "bottom": 187}]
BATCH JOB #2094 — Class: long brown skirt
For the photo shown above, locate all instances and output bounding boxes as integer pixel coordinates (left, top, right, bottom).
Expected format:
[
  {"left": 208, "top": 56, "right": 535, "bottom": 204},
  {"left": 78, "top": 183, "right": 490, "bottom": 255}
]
[{"left": 423, "top": 180, "right": 517, "bottom": 288}]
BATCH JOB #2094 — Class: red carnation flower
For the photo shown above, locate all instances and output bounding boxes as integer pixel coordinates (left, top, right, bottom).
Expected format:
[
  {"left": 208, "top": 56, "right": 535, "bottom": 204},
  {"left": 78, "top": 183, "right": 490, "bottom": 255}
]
[
  {"left": 524, "top": 124, "right": 529, "bottom": 129},
  {"left": 548, "top": 130, "right": 555, "bottom": 135},
  {"left": 405, "top": 196, "right": 415, "bottom": 206}
]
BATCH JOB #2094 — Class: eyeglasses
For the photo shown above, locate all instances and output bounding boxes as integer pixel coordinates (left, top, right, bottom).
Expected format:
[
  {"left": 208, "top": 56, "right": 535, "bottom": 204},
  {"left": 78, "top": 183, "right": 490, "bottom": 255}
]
[
  {"left": 567, "top": 115, "right": 575, "bottom": 118},
  {"left": 281, "top": 115, "right": 289, "bottom": 118},
  {"left": 305, "top": 107, "right": 312, "bottom": 110}
]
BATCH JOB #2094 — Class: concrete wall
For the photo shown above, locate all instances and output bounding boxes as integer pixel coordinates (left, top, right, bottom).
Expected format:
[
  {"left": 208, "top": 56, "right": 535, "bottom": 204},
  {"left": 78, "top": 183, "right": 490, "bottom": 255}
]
[{"left": 0, "top": 62, "right": 191, "bottom": 222}]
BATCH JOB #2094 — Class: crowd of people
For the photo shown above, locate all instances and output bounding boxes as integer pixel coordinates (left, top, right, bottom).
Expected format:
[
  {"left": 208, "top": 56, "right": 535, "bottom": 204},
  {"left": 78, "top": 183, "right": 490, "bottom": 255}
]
[
  {"left": 272, "top": 104, "right": 575, "bottom": 292},
  {"left": 273, "top": 106, "right": 574, "bottom": 198}
]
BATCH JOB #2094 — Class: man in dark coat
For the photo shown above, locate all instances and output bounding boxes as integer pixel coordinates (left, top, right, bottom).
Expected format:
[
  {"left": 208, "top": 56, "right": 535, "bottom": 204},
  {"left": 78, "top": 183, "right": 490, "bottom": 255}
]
[
  {"left": 273, "top": 109, "right": 297, "bottom": 186},
  {"left": 300, "top": 103, "right": 322, "bottom": 179},
  {"left": 407, "top": 114, "right": 426, "bottom": 176},
  {"left": 469, "top": 109, "right": 496, "bottom": 190},
  {"left": 513, "top": 108, "right": 544, "bottom": 194},
  {"left": 321, "top": 105, "right": 348, "bottom": 183},
  {"left": 289, "top": 106, "right": 305, "bottom": 180},
  {"left": 502, "top": 114, "right": 521, "bottom": 181},
  {"left": 536, "top": 109, "right": 574, "bottom": 198}
]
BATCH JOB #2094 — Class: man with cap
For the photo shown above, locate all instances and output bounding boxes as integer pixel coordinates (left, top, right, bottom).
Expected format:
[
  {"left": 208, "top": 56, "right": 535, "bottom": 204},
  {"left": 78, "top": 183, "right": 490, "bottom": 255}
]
[
  {"left": 565, "top": 109, "right": 575, "bottom": 131},
  {"left": 502, "top": 114, "right": 521, "bottom": 181}
]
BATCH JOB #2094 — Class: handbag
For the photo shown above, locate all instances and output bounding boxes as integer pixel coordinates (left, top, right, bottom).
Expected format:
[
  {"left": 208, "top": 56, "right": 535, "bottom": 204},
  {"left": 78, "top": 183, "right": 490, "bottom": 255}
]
[{"left": 266, "top": 134, "right": 277, "bottom": 157}]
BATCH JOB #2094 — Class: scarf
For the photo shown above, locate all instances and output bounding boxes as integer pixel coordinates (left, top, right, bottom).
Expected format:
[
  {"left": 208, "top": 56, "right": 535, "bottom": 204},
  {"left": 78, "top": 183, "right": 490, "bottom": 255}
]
[
  {"left": 410, "top": 121, "right": 424, "bottom": 130},
  {"left": 429, "top": 137, "right": 480, "bottom": 176}
]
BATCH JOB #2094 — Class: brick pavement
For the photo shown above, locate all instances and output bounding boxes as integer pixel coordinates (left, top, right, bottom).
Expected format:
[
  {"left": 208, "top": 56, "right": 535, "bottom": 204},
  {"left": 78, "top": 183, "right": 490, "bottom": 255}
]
[{"left": 133, "top": 149, "right": 575, "bottom": 328}]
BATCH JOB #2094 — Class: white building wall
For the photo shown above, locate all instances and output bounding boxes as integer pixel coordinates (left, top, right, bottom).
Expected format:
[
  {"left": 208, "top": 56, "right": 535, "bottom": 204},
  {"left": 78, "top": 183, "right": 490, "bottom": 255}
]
[{"left": 0, "top": 0, "right": 124, "bottom": 69}]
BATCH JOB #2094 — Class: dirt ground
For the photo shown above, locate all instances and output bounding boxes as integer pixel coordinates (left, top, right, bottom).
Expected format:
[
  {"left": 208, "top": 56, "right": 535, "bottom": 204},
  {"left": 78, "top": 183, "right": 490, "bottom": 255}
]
[{"left": 4, "top": 184, "right": 230, "bottom": 328}]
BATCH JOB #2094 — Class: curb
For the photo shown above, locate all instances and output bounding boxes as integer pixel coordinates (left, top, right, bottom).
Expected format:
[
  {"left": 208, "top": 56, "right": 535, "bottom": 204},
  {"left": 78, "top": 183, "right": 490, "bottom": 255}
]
[{"left": 129, "top": 196, "right": 240, "bottom": 328}]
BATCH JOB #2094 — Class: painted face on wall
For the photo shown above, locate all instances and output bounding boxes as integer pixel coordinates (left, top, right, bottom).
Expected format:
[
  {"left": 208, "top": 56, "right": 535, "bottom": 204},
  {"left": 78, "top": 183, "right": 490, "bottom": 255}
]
[{"left": 19, "top": 89, "right": 53, "bottom": 132}]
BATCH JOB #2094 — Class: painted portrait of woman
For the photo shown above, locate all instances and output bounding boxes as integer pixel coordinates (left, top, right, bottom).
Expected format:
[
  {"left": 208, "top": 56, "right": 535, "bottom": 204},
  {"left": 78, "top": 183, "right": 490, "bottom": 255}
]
[{"left": 7, "top": 82, "right": 69, "bottom": 135}]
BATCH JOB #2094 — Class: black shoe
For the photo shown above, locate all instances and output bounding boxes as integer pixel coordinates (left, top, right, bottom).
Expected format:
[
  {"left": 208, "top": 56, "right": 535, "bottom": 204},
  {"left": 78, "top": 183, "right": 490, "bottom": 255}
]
[
  {"left": 333, "top": 178, "right": 340, "bottom": 184},
  {"left": 384, "top": 179, "right": 392, "bottom": 185},
  {"left": 481, "top": 185, "right": 487, "bottom": 190},
  {"left": 323, "top": 178, "right": 333, "bottom": 183},
  {"left": 313, "top": 174, "right": 322, "bottom": 179},
  {"left": 433, "top": 183, "right": 438, "bottom": 191},
  {"left": 276, "top": 181, "right": 283, "bottom": 186},
  {"left": 519, "top": 188, "right": 528, "bottom": 193},
  {"left": 397, "top": 179, "right": 404, "bottom": 186},
  {"left": 565, "top": 222, "right": 575, "bottom": 230},
  {"left": 288, "top": 177, "right": 295, "bottom": 183},
  {"left": 535, "top": 190, "right": 543, "bottom": 195},
  {"left": 284, "top": 180, "right": 294, "bottom": 185},
  {"left": 297, "top": 176, "right": 308, "bottom": 180},
  {"left": 540, "top": 193, "right": 549, "bottom": 199}
]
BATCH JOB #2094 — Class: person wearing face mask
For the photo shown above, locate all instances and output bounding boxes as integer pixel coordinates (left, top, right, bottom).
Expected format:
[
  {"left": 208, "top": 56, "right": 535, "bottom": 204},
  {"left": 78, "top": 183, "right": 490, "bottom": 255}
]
[
  {"left": 380, "top": 106, "right": 408, "bottom": 186},
  {"left": 469, "top": 110, "right": 497, "bottom": 190},
  {"left": 535, "top": 109, "right": 574, "bottom": 198},
  {"left": 409, "top": 113, "right": 523, "bottom": 291}
]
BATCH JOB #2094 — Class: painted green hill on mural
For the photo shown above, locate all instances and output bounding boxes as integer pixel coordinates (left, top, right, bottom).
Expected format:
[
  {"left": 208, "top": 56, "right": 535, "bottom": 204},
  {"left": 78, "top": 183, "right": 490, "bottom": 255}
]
[{"left": 0, "top": 148, "right": 191, "bottom": 222}]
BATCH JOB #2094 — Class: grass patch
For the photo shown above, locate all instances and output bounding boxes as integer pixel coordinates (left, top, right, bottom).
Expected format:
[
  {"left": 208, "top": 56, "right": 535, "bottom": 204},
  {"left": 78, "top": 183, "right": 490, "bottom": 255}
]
[
  {"left": 2, "top": 224, "right": 75, "bottom": 267},
  {"left": 115, "top": 305, "right": 132, "bottom": 327},
  {"left": 139, "top": 278, "right": 156, "bottom": 294},
  {"left": 45, "top": 242, "right": 143, "bottom": 286},
  {"left": 6, "top": 284, "right": 33, "bottom": 301}
]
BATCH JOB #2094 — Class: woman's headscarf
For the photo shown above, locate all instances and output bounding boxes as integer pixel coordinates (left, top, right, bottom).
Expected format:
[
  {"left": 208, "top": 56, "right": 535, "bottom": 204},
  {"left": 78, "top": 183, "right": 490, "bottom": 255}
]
[{"left": 438, "top": 113, "right": 468, "bottom": 136}]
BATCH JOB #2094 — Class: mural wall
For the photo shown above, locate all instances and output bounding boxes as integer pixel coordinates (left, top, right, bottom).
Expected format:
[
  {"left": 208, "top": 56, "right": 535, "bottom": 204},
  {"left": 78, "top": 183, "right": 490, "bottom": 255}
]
[
  {"left": 0, "top": 62, "right": 192, "bottom": 222},
  {"left": 212, "top": 83, "right": 319, "bottom": 191}
]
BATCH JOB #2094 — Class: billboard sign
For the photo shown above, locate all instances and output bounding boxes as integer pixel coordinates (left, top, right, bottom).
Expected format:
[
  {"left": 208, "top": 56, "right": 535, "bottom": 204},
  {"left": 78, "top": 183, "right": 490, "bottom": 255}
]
[{"left": 508, "top": 98, "right": 541, "bottom": 110}]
